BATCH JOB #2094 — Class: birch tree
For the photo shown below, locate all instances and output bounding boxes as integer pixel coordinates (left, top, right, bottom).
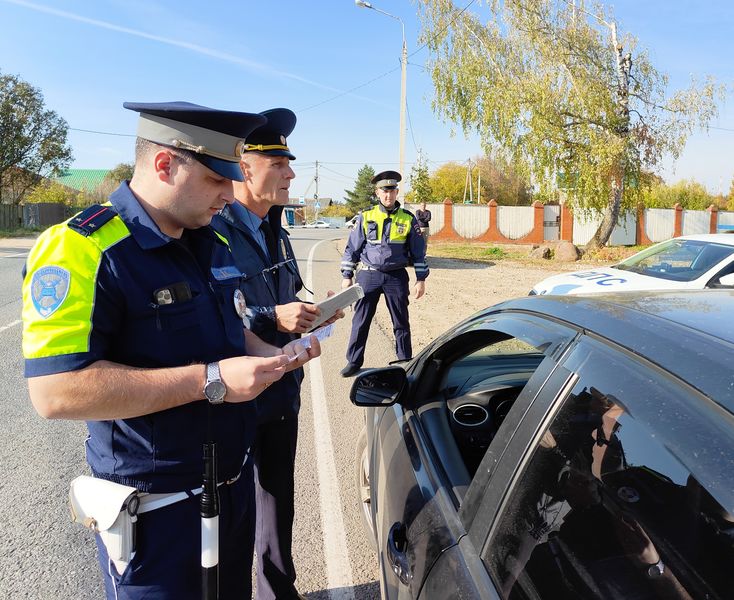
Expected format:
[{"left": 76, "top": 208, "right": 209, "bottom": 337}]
[{"left": 415, "top": 0, "right": 721, "bottom": 248}]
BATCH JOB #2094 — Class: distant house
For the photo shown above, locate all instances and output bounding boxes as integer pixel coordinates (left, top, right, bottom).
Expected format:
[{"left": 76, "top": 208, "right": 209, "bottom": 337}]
[{"left": 53, "top": 169, "right": 110, "bottom": 193}]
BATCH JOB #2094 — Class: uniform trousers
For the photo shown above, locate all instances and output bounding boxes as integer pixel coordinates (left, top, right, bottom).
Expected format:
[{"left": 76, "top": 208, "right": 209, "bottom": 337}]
[
  {"left": 97, "top": 463, "right": 255, "bottom": 600},
  {"left": 346, "top": 268, "right": 412, "bottom": 367},
  {"left": 254, "top": 416, "right": 300, "bottom": 599}
]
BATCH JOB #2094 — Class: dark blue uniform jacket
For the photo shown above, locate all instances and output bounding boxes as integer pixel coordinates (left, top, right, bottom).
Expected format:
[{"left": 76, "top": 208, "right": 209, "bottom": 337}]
[
  {"left": 212, "top": 203, "right": 304, "bottom": 423},
  {"left": 23, "top": 183, "right": 256, "bottom": 493}
]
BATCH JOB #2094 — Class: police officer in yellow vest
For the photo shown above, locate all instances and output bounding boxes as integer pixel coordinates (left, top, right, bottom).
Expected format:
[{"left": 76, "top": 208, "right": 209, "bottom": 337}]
[{"left": 340, "top": 170, "right": 429, "bottom": 377}]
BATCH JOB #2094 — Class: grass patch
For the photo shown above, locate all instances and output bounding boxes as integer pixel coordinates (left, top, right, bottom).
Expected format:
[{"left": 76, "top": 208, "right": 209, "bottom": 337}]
[
  {"left": 0, "top": 227, "right": 42, "bottom": 238},
  {"left": 428, "top": 240, "right": 645, "bottom": 266},
  {"left": 428, "top": 241, "right": 518, "bottom": 262}
]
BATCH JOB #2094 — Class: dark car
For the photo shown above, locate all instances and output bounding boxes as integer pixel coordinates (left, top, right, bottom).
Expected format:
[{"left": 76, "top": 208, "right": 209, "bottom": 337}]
[{"left": 351, "top": 291, "right": 734, "bottom": 599}]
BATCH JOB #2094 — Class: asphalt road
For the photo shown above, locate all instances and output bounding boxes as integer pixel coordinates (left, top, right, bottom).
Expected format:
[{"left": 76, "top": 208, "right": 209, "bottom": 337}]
[{"left": 0, "top": 228, "right": 385, "bottom": 599}]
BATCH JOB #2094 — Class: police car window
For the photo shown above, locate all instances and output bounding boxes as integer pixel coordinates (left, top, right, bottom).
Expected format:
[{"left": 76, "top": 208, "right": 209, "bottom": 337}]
[
  {"left": 615, "top": 239, "right": 734, "bottom": 282},
  {"left": 485, "top": 337, "right": 734, "bottom": 600}
]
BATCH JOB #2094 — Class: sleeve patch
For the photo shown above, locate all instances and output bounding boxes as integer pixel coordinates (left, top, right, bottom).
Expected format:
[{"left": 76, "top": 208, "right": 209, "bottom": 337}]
[{"left": 30, "top": 266, "right": 71, "bottom": 318}]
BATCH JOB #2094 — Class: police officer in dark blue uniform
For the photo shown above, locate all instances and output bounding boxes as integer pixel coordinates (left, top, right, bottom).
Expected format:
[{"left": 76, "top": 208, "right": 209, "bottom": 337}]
[
  {"left": 340, "top": 170, "right": 429, "bottom": 376},
  {"left": 212, "top": 108, "right": 341, "bottom": 599},
  {"left": 21, "top": 101, "right": 321, "bottom": 600}
]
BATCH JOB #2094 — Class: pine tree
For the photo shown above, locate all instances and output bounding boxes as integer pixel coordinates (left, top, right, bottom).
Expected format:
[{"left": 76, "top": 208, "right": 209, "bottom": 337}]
[{"left": 344, "top": 164, "right": 376, "bottom": 214}]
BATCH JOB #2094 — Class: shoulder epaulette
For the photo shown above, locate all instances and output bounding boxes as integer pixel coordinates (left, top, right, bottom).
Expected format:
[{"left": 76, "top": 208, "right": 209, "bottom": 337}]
[{"left": 68, "top": 204, "right": 118, "bottom": 237}]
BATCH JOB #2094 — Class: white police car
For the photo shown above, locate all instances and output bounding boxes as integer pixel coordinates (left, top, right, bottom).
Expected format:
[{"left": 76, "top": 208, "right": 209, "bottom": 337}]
[{"left": 530, "top": 234, "right": 734, "bottom": 295}]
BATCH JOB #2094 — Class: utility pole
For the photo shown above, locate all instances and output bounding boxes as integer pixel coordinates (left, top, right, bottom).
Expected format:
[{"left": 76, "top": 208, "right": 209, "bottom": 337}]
[
  {"left": 398, "top": 36, "right": 407, "bottom": 198},
  {"left": 314, "top": 160, "right": 319, "bottom": 200}
]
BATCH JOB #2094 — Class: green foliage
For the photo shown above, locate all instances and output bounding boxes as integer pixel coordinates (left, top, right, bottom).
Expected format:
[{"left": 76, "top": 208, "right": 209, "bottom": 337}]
[
  {"left": 430, "top": 162, "right": 467, "bottom": 202},
  {"left": 24, "top": 181, "right": 80, "bottom": 205},
  {"left": 320, "top": 204, "right": 352, "bottom": 217},
  {"left": 427, "top": 157, "right": 532, "bottom": 205},
  {"left": 407, "top": 151, "right": 435, "bottom": 204},
  {"left": 0, "top": 70, "right": 73, "bottom": 204},
  {"left": 106, "top": 163, "right": 134, "bottom": 184},
  {"left": 640, "top": 179, "right": 715, "bottom": 210},
  {"left": 415, "top": 0, "right": 721, "bottom": 245},
  {"left": 344, "top": 164, "right": 375, "bottom": 214}
]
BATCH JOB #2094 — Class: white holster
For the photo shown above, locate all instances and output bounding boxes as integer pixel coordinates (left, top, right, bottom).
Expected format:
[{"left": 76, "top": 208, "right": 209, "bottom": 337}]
[{"left": 69, "top": 475, "right": 139, "bottom": 574}]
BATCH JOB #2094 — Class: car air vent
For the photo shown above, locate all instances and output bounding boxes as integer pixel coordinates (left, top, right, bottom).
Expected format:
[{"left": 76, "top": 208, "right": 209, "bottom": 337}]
[{"left": 452, "top": 404, "right": 489, "bottom": 427}]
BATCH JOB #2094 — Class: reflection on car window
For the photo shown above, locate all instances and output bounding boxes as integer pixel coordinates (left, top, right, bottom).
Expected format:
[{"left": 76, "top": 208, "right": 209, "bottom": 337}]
[
  {"left": 614, "top": 239, "right": 734, "bottom": 282},
  {"left": 486, "top": 338, "right": 734, "bottom": 599}
]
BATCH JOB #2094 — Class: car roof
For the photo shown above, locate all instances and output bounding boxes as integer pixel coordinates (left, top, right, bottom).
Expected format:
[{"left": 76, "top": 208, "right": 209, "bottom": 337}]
[
  {"left": 673, "top": 234, "right": 734, "bottom": 246},
  {"left": 489, "top": 290, "right": 734, "bottom": 410}
]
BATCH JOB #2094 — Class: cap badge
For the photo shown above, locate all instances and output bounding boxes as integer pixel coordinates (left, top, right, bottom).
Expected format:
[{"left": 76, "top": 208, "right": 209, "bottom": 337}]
[{"left": 280, "top": 135, "right": 286, "bottom": 145}]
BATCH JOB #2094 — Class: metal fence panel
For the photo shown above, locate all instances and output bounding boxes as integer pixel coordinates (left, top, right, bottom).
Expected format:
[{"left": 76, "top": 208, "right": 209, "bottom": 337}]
[
  {"left": 644, "top": 208, "right": 675, "bottom": 242},
  {"left": 681, "top": 209, "right": 711, "bottom": 236},
  {"left": 572, "top": 211, "right": 636, "bottom": 245},
  {"left": 23, "top": 203, "right": 66, "bottom": 228},
  {"left": 717, "top": 211, "right": 734, "bottom": 232},
  {"left": 498, "top": 206, "right": 534, "bottom": 240},
  {"left": 454, "top": 204, "right": 489, "bottom": 239},
  {"left": 609, "top": 212, "right": 637, "bottom": 246},
  {"left": 0, "top": 204, "right": 23, "bottom": 230}
]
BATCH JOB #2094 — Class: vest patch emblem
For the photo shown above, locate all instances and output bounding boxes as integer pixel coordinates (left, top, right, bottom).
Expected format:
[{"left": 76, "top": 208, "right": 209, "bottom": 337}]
[
  {"left": 395, "top": 222, "right": 407, "bottom": 235},
  {"left": 31, "top": 265, "right": 70, "bottom": 318}
]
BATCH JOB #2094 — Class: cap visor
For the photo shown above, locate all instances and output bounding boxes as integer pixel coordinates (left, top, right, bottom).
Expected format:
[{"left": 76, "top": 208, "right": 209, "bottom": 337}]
[{"left": 195, "top": 155, "right": 244, "bottom": 181}]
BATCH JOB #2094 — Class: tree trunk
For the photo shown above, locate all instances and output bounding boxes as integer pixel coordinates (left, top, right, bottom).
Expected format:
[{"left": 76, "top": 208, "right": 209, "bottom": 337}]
[
  {"left": 585, "top": 179, "right": 623, "bottom": 251},
  {"left": 585, "top": 22, "right": 632, "bottom": 251}
]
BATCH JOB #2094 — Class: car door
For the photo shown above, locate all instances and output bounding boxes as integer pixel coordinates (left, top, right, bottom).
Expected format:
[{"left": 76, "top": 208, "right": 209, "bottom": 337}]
[
  {"left": 459, "top": 334, "right": 734, "bottom": 599},
  {"left": 369, "top": 313, "right": 577, "bottom": 599}
]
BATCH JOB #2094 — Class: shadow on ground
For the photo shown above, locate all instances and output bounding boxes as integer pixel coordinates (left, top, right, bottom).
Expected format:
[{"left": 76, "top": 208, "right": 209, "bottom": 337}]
[{"left": 304, "top": 581, "right": 381, "bottom": 599}]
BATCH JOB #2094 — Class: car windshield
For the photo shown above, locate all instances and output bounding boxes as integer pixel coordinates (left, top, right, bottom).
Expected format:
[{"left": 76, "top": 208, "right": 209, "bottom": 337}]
[{"left": 614, "top": 239, "right": 734, "bottom": 282}]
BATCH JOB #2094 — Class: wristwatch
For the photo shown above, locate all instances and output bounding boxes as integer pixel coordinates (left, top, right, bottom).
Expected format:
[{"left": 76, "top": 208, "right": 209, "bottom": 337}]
[
  {"left": 203, "top": 362, "right": 226, "bottom": 404},
  {"left": 644, "top": 559, "right": 665, "bottom": 579}
]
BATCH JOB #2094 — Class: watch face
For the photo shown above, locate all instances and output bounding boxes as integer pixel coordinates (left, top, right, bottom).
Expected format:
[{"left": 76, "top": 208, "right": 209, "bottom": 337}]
[{"left": 205, "top": 380, "right": 226, "bottom": 403}]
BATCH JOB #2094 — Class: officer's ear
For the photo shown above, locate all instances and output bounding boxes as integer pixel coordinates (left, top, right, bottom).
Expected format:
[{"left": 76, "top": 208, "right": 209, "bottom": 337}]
[
  {"left": 153, "top": 150, "right": 175, "bottom": 183},
  {"left": 238, "top": 160, "right": 249, "bottom": 183}
]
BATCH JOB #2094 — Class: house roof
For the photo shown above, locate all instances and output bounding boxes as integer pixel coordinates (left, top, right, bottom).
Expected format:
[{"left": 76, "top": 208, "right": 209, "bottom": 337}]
[{"left": 54, "top": 169, "right": 110, "bottom": 192}]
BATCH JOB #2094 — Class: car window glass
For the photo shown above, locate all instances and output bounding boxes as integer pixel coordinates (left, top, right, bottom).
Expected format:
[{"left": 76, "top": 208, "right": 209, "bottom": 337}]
[
  {"left": 484, "top": 337, "right": 734, "bottom": 600},
  {"left": 439, "top": 317, "right": 574, "bottom": 481},
  {"left": 615, "top": 239, "right": 734, "bottom": 282}
]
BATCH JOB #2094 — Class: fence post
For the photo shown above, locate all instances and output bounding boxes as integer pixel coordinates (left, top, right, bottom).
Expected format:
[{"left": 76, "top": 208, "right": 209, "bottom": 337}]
[
  {"left": 707, "top": 204, "right": 718, "bottom": 233},
  {"left": 673, "top": 203, "right": 683, "bottom": 238},
  {"left": 431, "top": 198, "right": 460, "bottom": 241},
  {"left": 559, "top": 203, "right": 573, "bottom": 242}
]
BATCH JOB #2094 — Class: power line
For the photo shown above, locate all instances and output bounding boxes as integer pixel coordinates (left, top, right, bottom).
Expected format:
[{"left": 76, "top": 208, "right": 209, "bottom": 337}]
[
  {"left": 70, "top": 127, "right": 135, "bottom": 137},
  {"left": 295, "top": 0, "right": 478, "bottom": 114}
]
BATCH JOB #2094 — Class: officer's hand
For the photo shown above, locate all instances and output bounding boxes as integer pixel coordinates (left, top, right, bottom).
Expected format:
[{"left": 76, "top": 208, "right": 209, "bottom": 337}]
[
  {"left": 322, "top": 290, "right": 346, "bottom": 324},
  {"left": 275, "top": 301, "right": 319, "bottom": 334},
  {"left": 414, "top": 280, "right": 426, "bottom": 300},
  {"left": 219, "top": 354, "right": 289, "bottom": 402},
  {"left": 281, "top": 335, "right": 321, "bottom": 371},
  {"left": 341, "top": 277, "right": 353, "bottom": 290}
]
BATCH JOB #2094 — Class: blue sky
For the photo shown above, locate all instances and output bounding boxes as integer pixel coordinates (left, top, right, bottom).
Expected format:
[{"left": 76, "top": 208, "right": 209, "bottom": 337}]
[{"left": 1, "top": 0, "right": 732, "bottom": 202}]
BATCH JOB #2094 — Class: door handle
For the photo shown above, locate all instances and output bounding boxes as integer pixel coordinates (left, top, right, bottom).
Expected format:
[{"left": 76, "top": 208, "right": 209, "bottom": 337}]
[{"left": 387, "top": 522, "right": 412, "bottom": 586}]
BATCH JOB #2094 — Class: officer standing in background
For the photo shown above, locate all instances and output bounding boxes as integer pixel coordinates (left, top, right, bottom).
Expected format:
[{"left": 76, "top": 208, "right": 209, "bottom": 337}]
[
  {"left": 21, "top": 101, "right": 320, "bottom": 600},
  {"left": 415, "top": 201, "right": 432, "bottom": 250},
  {"left": 212, "top": 108, "right": 342, "bottom": 599},
  {"left": 340, "top": 170, "right": 429, "bottom": 377}
]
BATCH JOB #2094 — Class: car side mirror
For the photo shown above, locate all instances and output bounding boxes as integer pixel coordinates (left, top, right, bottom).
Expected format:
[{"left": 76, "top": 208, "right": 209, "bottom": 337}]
[
  {"left": 350, "top": 366, "right": 407, "bottom": 407},
  {"left": 716, "top": 273, "right": 734, "bottom": 287}
]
